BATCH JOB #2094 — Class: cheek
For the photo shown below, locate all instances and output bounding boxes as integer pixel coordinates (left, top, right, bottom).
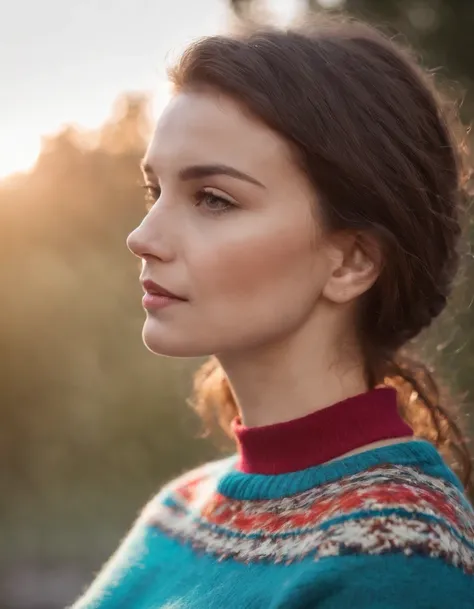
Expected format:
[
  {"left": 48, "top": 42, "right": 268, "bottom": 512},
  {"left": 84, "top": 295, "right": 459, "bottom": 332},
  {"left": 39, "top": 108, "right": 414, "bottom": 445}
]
[{"left": 191, "top": 217, "right": 325, "bottom": 318}]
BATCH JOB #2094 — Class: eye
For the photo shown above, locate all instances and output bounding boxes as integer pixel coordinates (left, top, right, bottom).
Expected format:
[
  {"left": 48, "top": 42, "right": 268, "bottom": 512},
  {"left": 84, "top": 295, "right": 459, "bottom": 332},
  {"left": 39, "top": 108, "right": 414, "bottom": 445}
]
[
  {"left": 194, "top": 189, "right": 235, "bottom": 214},
  {"left": 141, "top": 183, "right": 161, "bottom": 210}
]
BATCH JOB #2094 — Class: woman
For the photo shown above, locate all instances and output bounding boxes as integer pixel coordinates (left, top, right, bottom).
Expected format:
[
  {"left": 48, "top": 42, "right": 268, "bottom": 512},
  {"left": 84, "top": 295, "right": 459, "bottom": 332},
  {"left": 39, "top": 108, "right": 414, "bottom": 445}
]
[{"left": 71, "top": 17, "right": 474, "bottom": 608}]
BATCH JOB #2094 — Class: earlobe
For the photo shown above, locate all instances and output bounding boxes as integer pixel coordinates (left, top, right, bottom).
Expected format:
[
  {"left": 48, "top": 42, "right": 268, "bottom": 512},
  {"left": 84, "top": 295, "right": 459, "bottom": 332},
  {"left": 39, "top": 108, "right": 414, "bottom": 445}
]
[{"left": 322, "top": 233, "right": 382, "bottom": 304}]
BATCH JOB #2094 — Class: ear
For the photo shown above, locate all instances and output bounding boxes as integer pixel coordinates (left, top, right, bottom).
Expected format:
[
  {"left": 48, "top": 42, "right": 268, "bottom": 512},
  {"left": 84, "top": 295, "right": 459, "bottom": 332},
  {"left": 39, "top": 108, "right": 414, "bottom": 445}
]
[{"left": 322, "top": 232, "right": 382, "bottom": 304}]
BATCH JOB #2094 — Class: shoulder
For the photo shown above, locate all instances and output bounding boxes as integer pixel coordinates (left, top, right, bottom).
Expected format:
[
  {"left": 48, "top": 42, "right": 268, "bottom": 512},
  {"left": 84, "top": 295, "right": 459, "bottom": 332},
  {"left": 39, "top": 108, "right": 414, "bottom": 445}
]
[
  {"left": 139, "top": 454, "right": 236, "bottom": 523},
  {"left": 272, "top": 463, "right": 474, "bottom": 607},
  {"left": 272, "top": 553, "right": 474, "bottom": 609},
  {"left": 300, "top": 461, "right": 474, "bottom": 573},
  {"left": 139, "top": 455, "right": 474, "bottom": 573}
]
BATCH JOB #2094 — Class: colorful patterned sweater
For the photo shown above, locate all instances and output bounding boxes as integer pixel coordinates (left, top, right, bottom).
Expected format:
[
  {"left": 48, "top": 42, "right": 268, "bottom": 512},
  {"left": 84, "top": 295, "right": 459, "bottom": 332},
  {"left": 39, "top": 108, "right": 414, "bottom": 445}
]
[{"left": 71, "top": 389, "right": 474, "bottom": 608}]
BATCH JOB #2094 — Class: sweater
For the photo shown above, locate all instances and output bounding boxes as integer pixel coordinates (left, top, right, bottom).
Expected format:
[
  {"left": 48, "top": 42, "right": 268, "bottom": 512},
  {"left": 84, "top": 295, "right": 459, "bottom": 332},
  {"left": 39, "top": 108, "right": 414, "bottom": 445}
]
[{"left": 70, "top": 388, "right": 474, "bottom": 608}]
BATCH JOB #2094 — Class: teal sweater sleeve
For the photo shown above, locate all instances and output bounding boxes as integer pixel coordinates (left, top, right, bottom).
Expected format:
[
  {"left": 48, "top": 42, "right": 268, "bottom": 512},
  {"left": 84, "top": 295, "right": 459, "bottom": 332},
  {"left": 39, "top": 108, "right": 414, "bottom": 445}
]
[
  {"left": 69, "top": 517, "right": 151, "bottom": 608},
  {"left": 270, "top": 554, "right": 474, "bottom": 609}
]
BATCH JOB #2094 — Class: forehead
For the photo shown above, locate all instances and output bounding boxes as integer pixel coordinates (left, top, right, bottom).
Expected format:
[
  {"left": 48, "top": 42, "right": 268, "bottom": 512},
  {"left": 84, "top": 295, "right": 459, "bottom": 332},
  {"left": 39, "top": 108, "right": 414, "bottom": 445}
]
[{"left": 144, "top": 90, "right": 295, "bottom": 177}]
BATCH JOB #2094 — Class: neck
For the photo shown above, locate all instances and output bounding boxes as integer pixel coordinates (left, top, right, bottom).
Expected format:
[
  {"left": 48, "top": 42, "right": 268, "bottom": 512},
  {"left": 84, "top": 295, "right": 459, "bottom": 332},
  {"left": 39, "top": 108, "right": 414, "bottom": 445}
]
[{"left": 218, "top": 321, "right": 367, "bottom": 428}]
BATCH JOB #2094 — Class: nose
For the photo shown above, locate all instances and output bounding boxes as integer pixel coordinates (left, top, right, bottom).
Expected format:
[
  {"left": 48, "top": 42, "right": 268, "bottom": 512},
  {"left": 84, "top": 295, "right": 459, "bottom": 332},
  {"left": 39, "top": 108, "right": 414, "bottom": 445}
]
[
  {"left": 126, "top": 224, "right": 146, "bottom": 259},
  {"left": 126, "top": 207, "right": 175, "bottom": 262}
]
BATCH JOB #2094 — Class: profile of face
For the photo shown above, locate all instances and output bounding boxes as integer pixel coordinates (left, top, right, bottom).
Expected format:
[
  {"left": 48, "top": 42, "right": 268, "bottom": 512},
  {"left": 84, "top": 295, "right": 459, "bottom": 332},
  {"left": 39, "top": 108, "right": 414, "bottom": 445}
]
[{"left": 126, "top": 89, "right": 378, "bottom": 359}]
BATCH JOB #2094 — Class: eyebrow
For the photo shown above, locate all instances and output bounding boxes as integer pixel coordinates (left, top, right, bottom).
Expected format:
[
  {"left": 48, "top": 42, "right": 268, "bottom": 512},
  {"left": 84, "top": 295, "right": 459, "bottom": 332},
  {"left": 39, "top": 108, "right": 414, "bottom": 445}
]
[{"left": 140, "top": 161, "right": 265, "bottom": 189}]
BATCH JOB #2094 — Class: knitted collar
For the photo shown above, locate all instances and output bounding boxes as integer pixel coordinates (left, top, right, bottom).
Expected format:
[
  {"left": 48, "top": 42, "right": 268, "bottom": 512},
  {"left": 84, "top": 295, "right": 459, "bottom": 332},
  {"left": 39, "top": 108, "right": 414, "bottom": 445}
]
[{"left": 231, "top": 387, "right": 413, "bottom": 475}]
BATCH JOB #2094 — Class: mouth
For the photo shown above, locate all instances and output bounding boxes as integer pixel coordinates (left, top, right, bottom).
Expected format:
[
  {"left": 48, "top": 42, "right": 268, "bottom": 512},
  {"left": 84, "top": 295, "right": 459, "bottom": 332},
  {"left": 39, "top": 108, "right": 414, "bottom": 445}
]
[
  {"left": 141, "top": 279, "right": 186, "bottom": 300},
  {"left": 140, "top": 279, "right": 187, "bottom": 311}
]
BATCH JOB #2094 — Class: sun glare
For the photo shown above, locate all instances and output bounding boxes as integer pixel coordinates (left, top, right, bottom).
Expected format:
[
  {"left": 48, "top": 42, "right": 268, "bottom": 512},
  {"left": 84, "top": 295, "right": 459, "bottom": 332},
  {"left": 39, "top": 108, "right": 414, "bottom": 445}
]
[
  {"left": 0, "top": 134, "right": 42, "bottom": 179},
  {"left": 0, "top": 83, "right": 173, "bottom": 182},
  {"left": 267, "top": 0, "right": 300, "bottom": 24}
]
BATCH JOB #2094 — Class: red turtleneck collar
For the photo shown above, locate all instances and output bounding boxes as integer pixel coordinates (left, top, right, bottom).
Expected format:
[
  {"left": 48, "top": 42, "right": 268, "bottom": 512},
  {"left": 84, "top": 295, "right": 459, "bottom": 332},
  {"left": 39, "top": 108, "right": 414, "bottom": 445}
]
[{"left": 231, "top": 387, "right": 413, "bottom": 475}]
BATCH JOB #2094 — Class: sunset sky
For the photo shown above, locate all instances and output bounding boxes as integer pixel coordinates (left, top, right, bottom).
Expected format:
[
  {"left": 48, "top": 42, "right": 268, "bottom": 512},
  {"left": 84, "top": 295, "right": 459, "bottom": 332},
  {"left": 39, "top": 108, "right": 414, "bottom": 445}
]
[
  {"left": 0, "top": 0, "right": 309, "bottom": 178},
  {"left": 0, "top": 0, "right": 231, "bottom": 178}
]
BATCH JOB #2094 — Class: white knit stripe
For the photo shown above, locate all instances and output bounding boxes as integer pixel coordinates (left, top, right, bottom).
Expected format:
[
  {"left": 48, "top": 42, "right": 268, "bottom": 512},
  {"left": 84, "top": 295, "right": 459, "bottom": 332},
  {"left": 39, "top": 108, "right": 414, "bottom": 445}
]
[{"left": 147, "top": 505, "right": 474, "bottom": 572}]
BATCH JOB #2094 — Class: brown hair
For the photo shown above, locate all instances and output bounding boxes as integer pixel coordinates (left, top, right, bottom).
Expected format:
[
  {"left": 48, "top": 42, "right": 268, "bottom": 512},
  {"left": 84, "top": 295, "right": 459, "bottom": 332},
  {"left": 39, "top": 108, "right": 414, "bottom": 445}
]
[{"left": 168, "top": 17, "right": 472, "bottom": 487}]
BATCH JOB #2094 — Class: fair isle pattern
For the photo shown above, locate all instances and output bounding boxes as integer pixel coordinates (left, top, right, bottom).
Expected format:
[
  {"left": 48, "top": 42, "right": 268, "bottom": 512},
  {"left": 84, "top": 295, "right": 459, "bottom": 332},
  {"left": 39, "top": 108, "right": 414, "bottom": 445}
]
[{"left": 143, "top": 463, "right": 474, "bottom": 573}]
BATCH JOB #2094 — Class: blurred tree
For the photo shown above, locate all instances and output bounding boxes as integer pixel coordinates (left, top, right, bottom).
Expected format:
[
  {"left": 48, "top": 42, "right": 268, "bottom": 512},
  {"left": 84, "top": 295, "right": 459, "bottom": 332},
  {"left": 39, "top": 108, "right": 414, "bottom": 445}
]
[
  {"left": 99, "top": 93, "right": 151, "bottom": 154},
  {"left": 0, "top": 93, "right": 219, "bottom": 569}
]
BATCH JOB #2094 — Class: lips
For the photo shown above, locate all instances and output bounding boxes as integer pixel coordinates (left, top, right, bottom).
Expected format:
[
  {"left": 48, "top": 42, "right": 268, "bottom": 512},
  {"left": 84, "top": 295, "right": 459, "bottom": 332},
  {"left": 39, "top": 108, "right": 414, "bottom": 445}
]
[{"left": 141, "top": 279, "right": 186, "bottom": 301}]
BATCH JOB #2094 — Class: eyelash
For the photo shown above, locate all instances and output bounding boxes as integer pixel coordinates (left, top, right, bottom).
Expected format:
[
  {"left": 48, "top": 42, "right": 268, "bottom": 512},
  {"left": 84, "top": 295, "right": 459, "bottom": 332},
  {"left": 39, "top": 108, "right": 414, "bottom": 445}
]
[{"left": 141, "top": 183, "right": 235, "bottom": 215}]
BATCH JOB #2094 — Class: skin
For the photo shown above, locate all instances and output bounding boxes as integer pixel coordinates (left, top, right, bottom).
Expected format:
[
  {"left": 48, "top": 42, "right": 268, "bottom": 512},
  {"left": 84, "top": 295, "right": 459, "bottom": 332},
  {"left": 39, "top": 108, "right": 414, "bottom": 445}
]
[{"left": 127, "top": 89, "right": 386, "bottom": 430}]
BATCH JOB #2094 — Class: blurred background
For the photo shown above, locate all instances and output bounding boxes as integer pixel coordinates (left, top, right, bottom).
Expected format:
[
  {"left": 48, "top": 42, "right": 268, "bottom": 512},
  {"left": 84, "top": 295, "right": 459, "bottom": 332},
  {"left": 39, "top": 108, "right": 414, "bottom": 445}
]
[{"left": 0, "top": 1, "right": 473, "bottom": 607}]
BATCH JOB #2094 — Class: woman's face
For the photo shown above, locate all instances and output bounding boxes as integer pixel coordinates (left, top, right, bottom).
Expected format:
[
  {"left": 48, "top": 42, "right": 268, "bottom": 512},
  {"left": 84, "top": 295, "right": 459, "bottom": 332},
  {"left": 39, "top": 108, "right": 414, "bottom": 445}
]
[{"left": 127, "top": 89, "right": 333, "bottom": 357}]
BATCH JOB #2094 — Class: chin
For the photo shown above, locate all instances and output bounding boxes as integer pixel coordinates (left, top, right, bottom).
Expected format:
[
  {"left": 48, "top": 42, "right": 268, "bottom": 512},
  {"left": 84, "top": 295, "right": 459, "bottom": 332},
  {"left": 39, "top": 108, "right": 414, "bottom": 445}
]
[{"left": 142, "top": 321, "right": 208, "bottom": 358}]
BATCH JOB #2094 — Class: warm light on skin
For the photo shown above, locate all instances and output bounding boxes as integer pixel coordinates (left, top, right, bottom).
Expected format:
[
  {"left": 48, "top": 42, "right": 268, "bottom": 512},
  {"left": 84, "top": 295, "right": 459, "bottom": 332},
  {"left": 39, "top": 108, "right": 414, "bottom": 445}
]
[{"left": 127, "top": 90, "right": 381, "bottom": 428}]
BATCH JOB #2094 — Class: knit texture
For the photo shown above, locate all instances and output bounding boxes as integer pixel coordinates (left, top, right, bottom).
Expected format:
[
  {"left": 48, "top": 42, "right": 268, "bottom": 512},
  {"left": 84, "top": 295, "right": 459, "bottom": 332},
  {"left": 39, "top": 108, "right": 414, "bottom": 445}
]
[
  {"left": 231, "top": 387, "right": 413, "bottom": 474},
  {"left": 70, "top": 440, "right": 474, "bottom": 608}
]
